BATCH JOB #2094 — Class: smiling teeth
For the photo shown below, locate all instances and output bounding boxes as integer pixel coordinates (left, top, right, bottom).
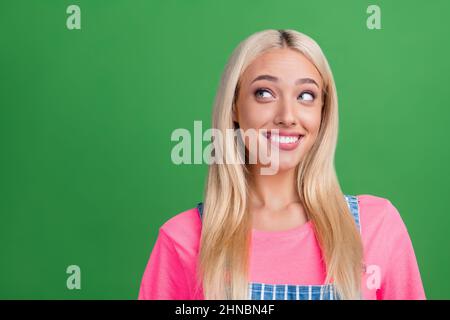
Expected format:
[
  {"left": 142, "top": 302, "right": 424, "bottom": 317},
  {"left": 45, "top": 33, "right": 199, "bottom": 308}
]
[{"left": 270, "top": 135, "right": 300, "bottom": 144}]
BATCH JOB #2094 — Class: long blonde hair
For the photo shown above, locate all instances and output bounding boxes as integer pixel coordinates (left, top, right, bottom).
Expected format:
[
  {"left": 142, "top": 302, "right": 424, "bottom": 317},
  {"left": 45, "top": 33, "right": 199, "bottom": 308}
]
[{"left": 195, "top": 29, "right": 364, "bottom": 300}]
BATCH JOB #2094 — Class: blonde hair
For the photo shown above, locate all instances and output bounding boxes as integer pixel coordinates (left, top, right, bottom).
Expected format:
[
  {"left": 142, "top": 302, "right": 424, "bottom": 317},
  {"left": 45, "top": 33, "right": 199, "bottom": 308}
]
[{"left": 195, "top": 29, "right": 364, "bottom": 300}]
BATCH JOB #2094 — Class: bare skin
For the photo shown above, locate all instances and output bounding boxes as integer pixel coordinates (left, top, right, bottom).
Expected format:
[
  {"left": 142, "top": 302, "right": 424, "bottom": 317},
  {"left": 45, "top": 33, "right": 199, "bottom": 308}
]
[{"left": 233, "top": 48, "right": 324, "bottom": 232}]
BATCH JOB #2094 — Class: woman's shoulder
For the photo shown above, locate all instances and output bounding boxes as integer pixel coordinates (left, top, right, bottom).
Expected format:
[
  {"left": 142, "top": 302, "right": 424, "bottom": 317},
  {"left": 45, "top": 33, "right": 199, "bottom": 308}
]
[
  {"left": 355, "top": 193, "right": 408, "bottom": 236},
  {"left": 356, "top": 193, "right": 392, "bottom": 214},
  {"left": 157, "top": 205, "right": 202, "bottom": 248},
  {"left": 356, "top": 193, "right": 400, "bottom": 216}
]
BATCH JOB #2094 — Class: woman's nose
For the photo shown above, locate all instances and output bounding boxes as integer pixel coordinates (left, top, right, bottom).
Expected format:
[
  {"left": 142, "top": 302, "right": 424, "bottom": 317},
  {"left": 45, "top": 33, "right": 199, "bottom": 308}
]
[{"left": 273, "top": 98, "right": 298, "bottom": 126}]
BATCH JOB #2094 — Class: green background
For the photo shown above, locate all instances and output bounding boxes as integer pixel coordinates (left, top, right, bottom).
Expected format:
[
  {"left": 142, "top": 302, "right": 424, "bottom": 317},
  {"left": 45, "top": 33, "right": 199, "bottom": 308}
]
[{"left": 1, "top": 0, "right": 448, "bottom": 299}]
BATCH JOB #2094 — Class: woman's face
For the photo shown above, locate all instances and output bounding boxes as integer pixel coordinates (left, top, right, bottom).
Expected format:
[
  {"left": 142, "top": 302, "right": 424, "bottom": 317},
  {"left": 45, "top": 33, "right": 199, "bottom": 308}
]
[{"left": 233, "top": 47, "right": 325, "bottom": 173}]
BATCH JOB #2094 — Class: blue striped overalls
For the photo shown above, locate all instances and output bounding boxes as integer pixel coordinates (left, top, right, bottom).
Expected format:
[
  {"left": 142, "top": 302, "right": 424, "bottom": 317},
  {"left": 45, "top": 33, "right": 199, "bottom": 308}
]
[{"left": 196, "top": 195, "right": 361, "bottom": 300}]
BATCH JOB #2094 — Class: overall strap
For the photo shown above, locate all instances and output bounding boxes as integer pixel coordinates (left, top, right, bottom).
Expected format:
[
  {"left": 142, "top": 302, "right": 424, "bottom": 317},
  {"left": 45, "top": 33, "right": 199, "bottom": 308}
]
[
  {"left": 196, "top": 195, "right": 361, "bottom": 234},
  {"left": 344, "top": 194, "right": 361, "bottom": 233},
  {"left": 196, "top": 202, "right": 204, "bottom": 219}
]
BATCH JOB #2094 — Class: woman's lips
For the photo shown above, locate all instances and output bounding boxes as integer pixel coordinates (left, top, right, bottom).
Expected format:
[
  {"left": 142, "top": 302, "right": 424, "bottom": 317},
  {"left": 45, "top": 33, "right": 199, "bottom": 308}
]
[{"left": 263, "top": 132, "right": 304, "bottom": 151}]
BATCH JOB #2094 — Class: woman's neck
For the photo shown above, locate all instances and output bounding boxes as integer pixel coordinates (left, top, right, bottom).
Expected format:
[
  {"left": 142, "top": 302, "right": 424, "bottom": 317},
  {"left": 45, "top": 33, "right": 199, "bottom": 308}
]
[{"left": 248, "top": 165, "right": 300, "bottom": 211}]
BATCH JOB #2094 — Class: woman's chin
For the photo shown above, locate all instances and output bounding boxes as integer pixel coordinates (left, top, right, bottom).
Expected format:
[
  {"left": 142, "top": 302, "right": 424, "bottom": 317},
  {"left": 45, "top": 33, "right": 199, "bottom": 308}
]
[
  {"left": 277, "top": 152, "right": 303, "bottom": 168},
  {"left": 275, "top": 160, "right": 300, "bottom": 173},
  {"left": 247, "top": 152, "right": 303, "bottom": 174},
  {"left": 262, "top": 156, "right": 301, "bottom": 174}
]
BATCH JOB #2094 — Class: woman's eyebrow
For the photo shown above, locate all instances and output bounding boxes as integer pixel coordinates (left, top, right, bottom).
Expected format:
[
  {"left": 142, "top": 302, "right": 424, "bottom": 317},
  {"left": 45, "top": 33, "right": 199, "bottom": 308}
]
[{"left": 251, "top": 74, "right": 320, "bottom": 88}]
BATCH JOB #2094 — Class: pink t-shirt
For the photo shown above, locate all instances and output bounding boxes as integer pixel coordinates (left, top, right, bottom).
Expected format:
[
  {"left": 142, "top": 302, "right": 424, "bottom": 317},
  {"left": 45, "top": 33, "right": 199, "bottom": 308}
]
[{"left": 138, "top": 194, "right": 426, "bottom": 300}]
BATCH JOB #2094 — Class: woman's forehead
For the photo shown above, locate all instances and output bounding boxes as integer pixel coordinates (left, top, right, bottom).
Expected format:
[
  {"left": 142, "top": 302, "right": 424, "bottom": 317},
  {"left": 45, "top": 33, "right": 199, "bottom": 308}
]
[{"left": 240, "top": 48, "right": 323, "bottom": 88}]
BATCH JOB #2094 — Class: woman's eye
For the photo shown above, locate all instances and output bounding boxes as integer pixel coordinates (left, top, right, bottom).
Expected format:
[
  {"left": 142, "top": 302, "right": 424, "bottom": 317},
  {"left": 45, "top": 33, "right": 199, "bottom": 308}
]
[
  {"left": 299, "top": 91, "right": 315, "bottom": 102},
  {"left": 254, "top": 88, "right": 273, "bottom": 99}
]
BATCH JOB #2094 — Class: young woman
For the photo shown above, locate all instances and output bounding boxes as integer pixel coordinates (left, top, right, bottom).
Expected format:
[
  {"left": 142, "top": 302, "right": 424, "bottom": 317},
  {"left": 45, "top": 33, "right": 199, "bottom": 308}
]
[{"left": 138, "top": 29, "right": 426, "bottom": 300}]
